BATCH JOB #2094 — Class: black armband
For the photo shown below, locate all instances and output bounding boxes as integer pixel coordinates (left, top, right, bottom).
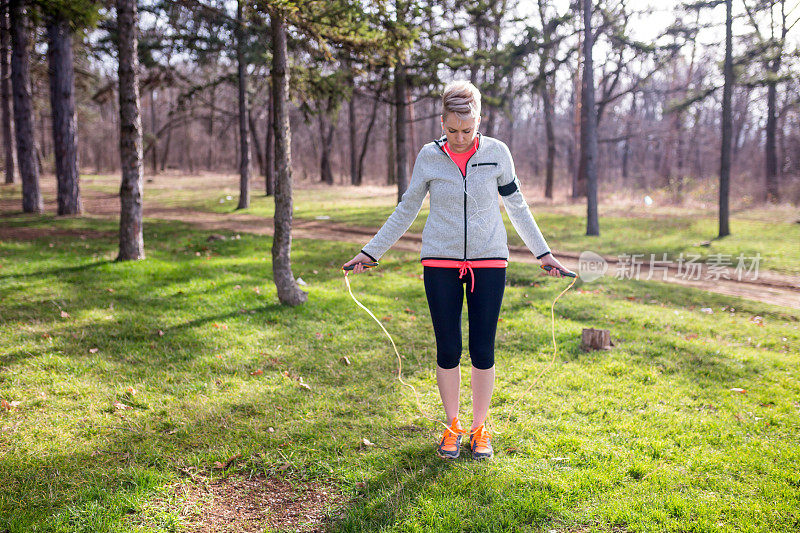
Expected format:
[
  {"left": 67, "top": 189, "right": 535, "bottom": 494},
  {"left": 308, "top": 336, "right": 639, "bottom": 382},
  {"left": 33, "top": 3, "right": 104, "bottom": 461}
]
[{"left": 498, "top": 180, "right": 519, "bottom": 196}]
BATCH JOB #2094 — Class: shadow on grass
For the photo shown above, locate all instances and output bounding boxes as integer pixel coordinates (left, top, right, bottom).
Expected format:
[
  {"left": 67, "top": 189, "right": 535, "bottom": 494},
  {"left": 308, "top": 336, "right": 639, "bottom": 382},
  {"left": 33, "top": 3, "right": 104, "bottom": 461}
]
[{"left": 0, "top": 260, "right": 114, "bottom": 281}]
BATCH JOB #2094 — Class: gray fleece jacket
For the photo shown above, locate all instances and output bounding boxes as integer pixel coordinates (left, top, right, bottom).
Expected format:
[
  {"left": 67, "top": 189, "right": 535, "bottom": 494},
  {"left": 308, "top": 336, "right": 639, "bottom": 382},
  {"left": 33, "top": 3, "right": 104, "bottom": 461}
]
[{"left": 361, "top": 133, "right": 552, "bottom": 263}]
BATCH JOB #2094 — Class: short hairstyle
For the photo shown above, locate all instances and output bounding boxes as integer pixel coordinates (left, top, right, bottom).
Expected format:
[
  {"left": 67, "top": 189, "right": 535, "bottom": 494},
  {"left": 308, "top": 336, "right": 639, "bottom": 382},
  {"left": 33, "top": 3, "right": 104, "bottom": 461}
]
[{"left": 441, "top": 80, "right": 481, "bottom": 122}]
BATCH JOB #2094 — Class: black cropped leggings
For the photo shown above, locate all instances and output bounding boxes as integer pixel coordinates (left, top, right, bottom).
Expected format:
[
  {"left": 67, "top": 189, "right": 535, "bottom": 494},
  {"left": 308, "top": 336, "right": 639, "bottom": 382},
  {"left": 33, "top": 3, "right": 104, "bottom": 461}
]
[{"left": 423, "top": 266, "right": 506, "bottom": 370}]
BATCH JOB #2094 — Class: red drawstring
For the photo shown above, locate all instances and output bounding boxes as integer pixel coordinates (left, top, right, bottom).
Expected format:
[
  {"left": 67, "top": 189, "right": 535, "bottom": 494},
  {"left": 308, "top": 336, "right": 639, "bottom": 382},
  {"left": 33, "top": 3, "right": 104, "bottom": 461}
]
[
  {"left": 458, "top": 261, "right": 475, "bottom": 292},
  {"left": 420, "top": 259, "right": 508, "bottom": 293}
]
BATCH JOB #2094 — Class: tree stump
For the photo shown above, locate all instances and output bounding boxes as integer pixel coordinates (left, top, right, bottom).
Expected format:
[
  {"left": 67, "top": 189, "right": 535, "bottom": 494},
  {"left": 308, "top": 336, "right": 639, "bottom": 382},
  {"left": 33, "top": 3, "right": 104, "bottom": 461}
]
[{"left": 581, "top": 328, "right": 614, "bottom": 351}]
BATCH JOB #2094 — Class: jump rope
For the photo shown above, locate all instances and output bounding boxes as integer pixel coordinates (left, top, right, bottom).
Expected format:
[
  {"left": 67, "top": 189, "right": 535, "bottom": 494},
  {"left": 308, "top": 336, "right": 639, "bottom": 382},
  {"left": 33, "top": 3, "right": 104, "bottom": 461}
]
[{"left": 342, "top": 258, "right": 577, "bottom": 438}]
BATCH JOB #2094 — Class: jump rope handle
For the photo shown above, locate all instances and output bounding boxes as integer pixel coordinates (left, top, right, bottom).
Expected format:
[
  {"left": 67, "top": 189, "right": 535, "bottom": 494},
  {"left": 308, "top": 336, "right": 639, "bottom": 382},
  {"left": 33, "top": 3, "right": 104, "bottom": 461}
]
[
  {"left": 540, "top": 264, "right": 577, "bottom": 278},
  {"left": 342, "top": 261, "right": 379, "bottom": 272}
]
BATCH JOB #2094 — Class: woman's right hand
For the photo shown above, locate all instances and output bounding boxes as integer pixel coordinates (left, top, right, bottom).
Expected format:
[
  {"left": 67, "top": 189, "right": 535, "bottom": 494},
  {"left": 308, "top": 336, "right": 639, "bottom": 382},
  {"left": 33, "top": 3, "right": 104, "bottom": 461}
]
[{"left": 342, "top": 252, "right": 374, "bottom": 274}]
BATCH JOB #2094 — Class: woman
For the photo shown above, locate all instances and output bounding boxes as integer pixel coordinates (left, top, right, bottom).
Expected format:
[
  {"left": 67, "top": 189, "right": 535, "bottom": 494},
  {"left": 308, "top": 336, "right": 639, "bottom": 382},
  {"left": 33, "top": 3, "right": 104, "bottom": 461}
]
[{"left": 343, "top": 80, "right": 572, "bottom": 460}]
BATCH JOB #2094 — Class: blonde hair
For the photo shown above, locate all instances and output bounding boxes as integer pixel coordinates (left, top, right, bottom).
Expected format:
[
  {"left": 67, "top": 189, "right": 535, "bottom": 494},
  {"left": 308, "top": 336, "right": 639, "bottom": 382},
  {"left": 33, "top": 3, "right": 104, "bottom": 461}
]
[{"left": 441, "top": 80, "right": 481, "bottom": 122}]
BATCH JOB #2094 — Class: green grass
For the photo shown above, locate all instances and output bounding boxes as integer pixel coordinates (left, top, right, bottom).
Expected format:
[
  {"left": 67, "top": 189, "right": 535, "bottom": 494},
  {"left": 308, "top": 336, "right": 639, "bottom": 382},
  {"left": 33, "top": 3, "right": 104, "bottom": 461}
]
[
  {"left": 77, "top": 173, "right": 800, "bottom": 276},
  {"left": 1, "top": 212, "right": 799, "bottom": 532}
]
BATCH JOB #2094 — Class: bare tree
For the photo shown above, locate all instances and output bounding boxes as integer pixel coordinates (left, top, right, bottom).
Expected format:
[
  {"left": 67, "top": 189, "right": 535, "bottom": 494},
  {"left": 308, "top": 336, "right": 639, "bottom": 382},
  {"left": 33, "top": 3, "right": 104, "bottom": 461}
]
[
  {"left": 347, "top": 60, "right": 359, "bottom": 185},
  {"left": 1, "top": 0, "right": 16, "bottom": 184},
  {"left": 719, "top": 0, "right": 733, "bottom": 238},
  {"left": 393, "top": 54, "right": 408, "bottom": 202},
  {"left": 8, "top": 0, "right": 41, "bottom": 212},
  {"left": 235, "top": 0, "right": 250, "bottom": 209},
  {"left": 270, "top": 9, "right": 306, "bottom": 306},
  {"left": 46, "top": 11, "right": 82, "bottom": 215},
  {"left": 265, "top": 91, "right": 274, "bottom": 196},
  {"left": 117, "top": 0, "right": 144, "bottom": 260},
  {"left": 582, "top": 0, "right": 599, "bottom": 236}
]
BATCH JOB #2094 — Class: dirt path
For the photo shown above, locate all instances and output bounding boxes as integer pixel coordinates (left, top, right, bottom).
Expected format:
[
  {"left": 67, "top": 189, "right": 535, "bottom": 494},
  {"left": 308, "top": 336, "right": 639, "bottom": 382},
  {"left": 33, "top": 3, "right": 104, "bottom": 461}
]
[{"left": 2, "top": 184, "right": 799, "bottom": 310}]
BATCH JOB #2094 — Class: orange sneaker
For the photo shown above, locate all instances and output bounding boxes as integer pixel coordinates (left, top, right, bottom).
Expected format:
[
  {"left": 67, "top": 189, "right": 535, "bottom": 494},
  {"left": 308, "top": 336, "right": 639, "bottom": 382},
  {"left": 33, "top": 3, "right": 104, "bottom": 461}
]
[
  {"left": 469, "top": 424, "right": 493, "bottom": 460},
  {"left": 436, "top": 416, "right": 465, "bottom": 459}
]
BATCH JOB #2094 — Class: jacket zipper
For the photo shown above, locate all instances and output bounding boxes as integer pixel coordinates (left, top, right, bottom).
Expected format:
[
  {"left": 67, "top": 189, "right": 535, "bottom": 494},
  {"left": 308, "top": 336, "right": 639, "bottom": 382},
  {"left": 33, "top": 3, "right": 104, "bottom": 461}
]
[{"left": 435, "top": 133, "right": 482, "bottom": 260}]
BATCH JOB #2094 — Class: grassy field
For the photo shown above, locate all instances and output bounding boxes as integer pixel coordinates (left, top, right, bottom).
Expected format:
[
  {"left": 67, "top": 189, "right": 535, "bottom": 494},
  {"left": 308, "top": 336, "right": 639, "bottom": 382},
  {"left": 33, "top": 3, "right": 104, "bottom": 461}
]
[
  {"left": 78, "top": 173, "right": 800, "bottom": 276},
  {"left": 1, "top": 208, "right": 799, "bottom": 532}
]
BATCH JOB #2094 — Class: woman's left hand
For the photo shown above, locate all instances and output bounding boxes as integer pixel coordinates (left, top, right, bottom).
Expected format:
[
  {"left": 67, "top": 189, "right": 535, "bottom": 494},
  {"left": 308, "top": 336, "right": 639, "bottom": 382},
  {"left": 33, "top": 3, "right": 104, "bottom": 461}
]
[{"left": 539, "top": 253, "right": 575, "bottom": 278}]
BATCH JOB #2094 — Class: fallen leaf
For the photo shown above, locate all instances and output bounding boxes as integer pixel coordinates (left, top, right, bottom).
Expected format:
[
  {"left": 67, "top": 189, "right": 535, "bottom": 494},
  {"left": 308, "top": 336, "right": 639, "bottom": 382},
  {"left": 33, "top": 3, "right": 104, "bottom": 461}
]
[
  {"left": 223, "top": 454, "right": 241, "bottom": 469},
  {"left": 213, "top": 461, "right": 224, "bottom": 469},
  {"left": 60, "top": 311, "right": 70, "bottom": 318},
  {"left": 125, "top": 387, "right": 137, "bottom": 395},
  {"left": 250, "top": 369, "right": 264, "bottom": 376},
  {"left": 730, "top": 388, "right": 747, "bottom": 394},
  {"left": 1, "top": 400, "right": 21, "bottom": 410}
]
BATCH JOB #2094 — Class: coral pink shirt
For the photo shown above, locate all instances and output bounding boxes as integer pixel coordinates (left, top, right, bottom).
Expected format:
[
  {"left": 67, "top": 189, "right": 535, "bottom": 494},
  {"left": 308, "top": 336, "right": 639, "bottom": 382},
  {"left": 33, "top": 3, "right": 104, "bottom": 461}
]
[{"left": 443, "top": 136, "right": 479, "bottom": 176}]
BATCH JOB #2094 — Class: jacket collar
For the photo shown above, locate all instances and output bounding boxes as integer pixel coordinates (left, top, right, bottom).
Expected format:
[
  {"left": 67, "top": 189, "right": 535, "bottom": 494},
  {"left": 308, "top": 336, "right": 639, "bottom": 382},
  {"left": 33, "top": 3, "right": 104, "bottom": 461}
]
[{"left": 434, "top": 131, "right": 483, "bottom": 153}]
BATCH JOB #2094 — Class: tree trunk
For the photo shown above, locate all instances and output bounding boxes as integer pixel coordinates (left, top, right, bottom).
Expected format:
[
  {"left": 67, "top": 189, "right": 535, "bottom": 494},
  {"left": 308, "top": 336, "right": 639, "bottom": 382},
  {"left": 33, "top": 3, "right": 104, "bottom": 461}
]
[
  {"left": 160, "top": 123, "right": 172, "bottom": 171},
  {"left": 319, "top": 114, "right": 334, "bottom": 185},
  {"left": 393, "top": 57, "right": 408, "bottom": 203},
  {"left": 357, "top": 91, "right": 380, "bottom": 184},
  {"left": 1, "top": 0, "right": 16, "bottom": 184},
  {"left": 622, "top": 93, "right": 635, "bottom": 181},
  {"left": 387, "top": 102, "right": 396, "bottom": 185},
  {"left": 206, "top": 86, "right": 214, "bottom": 170},
  {"left": 265, "top": 90, "right": 274, "bottom": 196},
  {"left": 541, "top": 83, "right": 555, "bottom": 200},
  {"left": 38, "top": 107, "right": 47, "bottom": 161},
  {"left": 270, "top": 10, "right": 306, "bottom": 306},
  {"left": 116, "top": 0, "right": 144, "bottom": 260},
  {"left": 8, "top": 0, "right": 40, "bottom": 212},
  {"left": 249, "top": 108, "right": 265, "bottom": 177},
  {"left": 160, "top": 89, "right": 172, "bottom": 171},
  {"left": 765, "top": 76, "right": 779, "bottom": 202},
  {"left": 235, "top": 0, "right": 250, "bottom": 210},
  {"left": 150, "top": 88, "right": 158, "bottom": 175},
  {"left": 348, "top": 65, "right": 359, "bottom": 185},
  {"left": 582, "top": 0, "right": 599, "bottom": 236},
  {"left": 47, "top": 14, "right": 82, "bottom": 215},
  {"left": 571, "top": 10, "right": 583, "bottom": 200},
  {"left": 718, "top": 0, "right": 732, "bottom": 238}
]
